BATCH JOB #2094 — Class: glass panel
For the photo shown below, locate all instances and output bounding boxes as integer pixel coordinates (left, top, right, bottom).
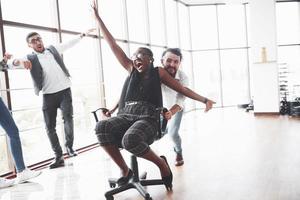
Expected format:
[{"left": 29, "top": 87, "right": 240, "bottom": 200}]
[
  {"left": 180, "top": 50, "right": 195, "bottom": 111},
  {"left": 220, "top": 49, "right": 250, "bottom": 106},
  {"left": 148, "top": 0, "right": 166, "bottom": 45},
  {"left": 102, "top": 41, "right": 128, "bottom": 109},
  {"left": 192, "top": 51, "right": 222, "bottom": 108},
  {"left": 9, "top": 89, "right": 41, "bottom": 111},
  {"left": 165, "top": 0, "right": 179, "bottom": 47},
  {"left": 178, "top": 4, "right": 190, "bottom": 49},
  {"left": 61, "top": 34, "right": 102, "bottom": 148},
  {"left": 1, "top": 0, "right": 56, "bottom": 27},
  {"left": 59, "top": 0, "right": 96, "bottom": 33},
  {"left": 276, "top": 2, "right": 300, "bottom": 45},
  {"left": 126, "top": 0, "right": 148, "bottom": 43},
  {"left": 98, "top": 0, "right": 125, "bottom": 40},
  {"left": 12, "top": 121, "right": 53, "bottom": 165},
  {"left": 151, "top": 46, "right": 165, "bottom": 68},
  {"left": 190, "top": 6, "right": 218, "bottom": 50},
  {"left": 218, "top": 5, "right": 247, "bottom": 48},
  {"left": 6, "top": 107, "right": 53, "bottom": 164}
]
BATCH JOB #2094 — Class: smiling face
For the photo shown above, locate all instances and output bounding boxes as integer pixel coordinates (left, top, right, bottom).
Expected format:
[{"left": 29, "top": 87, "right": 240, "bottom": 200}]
[
  {"left": 27, "top": 34, "right": 45, "bottom": 53},
  {"left": 131, "top": 48, "right": 154, "bottom": 73},
  {"left": 161, "top": 51, "right": 181, "bottom": 78}
]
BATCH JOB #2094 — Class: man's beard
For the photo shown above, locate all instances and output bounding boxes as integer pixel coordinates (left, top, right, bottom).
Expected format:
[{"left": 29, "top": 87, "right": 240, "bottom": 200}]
[{"left": 166, "top": 67, "right": 176, "bottom": 77}]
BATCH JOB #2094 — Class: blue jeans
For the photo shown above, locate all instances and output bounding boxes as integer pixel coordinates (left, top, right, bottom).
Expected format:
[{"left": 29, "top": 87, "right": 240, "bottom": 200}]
[
  {"left": 165, "top": 110, "right": 183, "bottom": 155},
  {"left": 42, "top": 88, "right": 74, "bottom": 158},
  {"left": 0, "top": 97, "right": 25, "bottom": 172}
]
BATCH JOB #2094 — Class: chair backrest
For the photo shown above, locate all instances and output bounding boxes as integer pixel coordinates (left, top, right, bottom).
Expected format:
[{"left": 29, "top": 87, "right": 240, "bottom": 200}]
[{"left": 91, "top": 107, "right": 168, "bottom": 140}]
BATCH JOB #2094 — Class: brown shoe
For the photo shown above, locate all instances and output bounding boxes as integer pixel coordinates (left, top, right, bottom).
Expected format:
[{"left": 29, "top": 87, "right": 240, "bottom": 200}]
[{"left": 175, "top": 153, "right": 184, "bottom": 166}]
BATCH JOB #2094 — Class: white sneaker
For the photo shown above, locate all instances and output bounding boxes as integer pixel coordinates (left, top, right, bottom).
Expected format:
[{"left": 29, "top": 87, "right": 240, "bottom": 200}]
[
  {"left": 0, "top": 177, "right": 15, "bottom": 189},
  {"left": 15, "top": 168, "right": 42, "bottom": 184}
]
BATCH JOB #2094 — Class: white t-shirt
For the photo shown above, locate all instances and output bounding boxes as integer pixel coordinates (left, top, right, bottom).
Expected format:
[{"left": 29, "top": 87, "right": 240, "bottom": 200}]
[{"left": 161, "top": 69, "right": 189, "bottom": 110}]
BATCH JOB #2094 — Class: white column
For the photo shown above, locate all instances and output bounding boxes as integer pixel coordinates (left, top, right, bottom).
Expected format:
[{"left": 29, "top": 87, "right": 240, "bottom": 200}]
[{"left": 249, "top": 0, "right": 280, "bottom": 113}]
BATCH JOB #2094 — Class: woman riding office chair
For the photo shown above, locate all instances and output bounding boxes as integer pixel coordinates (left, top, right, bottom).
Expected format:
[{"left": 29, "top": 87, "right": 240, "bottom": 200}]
[{"left": 92, "top": 106, "right": 169, "bottom": 200}]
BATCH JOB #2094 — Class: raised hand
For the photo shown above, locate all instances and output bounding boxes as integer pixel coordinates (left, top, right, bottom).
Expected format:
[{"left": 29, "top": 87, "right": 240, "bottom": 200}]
[{"left": 80, "top": 28, "right": 96, "bottom": 38}]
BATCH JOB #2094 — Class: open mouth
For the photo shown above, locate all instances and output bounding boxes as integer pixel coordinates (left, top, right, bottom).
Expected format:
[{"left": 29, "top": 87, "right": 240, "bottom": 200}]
[{"left": 134, "top": 60, "right": 143, "bottom": 70}]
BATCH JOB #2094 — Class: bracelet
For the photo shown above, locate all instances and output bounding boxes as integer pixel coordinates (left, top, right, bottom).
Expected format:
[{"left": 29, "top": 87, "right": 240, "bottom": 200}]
[
  {"left": 80, "top": 33, "right": 86, "bottom": 38},
  {"left": 203, "top": 98, "right": 208, "bottom": 104}
]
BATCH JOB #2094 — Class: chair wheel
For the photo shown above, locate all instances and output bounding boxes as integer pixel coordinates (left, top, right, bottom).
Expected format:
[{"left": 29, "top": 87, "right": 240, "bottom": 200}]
[
  {"left": 145, "top": 197, "right": 152, "bottom": 200},
  {"left": 105, "top": 195, "right": 114, "bottom": 200},
  {"left": 109, "top": 183, "right": 116, "bottom": 188}
]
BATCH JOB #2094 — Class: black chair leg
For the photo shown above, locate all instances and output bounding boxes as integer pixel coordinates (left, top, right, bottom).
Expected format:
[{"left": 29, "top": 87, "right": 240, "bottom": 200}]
[{"left": 104, "top": 155, "right": 165, "bottom": 200}]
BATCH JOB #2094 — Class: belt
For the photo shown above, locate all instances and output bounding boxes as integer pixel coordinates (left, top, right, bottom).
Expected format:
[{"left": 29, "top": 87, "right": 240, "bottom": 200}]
[{"left": 125, "top": 101, "right": 139, "bottom": 106}]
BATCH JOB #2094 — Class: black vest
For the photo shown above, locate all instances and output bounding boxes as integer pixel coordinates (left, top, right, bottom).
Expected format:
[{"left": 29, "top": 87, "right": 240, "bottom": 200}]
[
  {"left": 118, "top": 67, "right": 162, "bottom": 113},
  {"left": 27, "top": 45, "right": 70, "bottom": 95}
]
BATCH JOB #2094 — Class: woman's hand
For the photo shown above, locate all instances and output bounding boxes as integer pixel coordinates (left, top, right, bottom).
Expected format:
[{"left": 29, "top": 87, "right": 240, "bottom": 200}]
[{"left": 204, "top": 99, "right": 215, "bottom": 112}]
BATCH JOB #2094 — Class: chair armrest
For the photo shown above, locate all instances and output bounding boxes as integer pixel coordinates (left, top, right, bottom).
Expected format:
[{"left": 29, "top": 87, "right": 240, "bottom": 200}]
[
  {"left": 91, "top": 107, "right": 109, "bottom": 122},
  {"left": 155, "top": 107, "right": 168, "bottom": 139}
]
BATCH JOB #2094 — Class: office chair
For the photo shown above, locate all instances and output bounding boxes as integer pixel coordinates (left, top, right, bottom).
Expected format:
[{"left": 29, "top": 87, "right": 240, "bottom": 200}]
[{"left": 91, "top": 107, "right": 169, "bottom": 200}]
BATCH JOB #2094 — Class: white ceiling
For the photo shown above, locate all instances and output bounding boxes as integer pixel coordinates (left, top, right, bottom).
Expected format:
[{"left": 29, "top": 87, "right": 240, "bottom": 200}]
[
  {"left": 180, "top": 0, "right": 248, "bottom": 5},
  {"left": 181, "top": 0, "right": 291, "bottom": 5}
]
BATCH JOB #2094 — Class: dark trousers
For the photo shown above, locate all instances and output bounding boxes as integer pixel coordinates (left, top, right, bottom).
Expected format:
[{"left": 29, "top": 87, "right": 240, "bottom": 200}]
[{"left": 42, "top": 88, "right": 74, "bottom": 158}]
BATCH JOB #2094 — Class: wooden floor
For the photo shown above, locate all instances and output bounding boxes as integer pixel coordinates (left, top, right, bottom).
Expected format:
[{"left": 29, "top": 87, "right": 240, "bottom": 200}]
[{"left": 1, "top": 107, "right": 300, "bottom": 200}]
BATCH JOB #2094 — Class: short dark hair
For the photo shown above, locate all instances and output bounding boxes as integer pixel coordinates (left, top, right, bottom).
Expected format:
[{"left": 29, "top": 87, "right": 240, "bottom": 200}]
[
  {"left": 26, "top": 32, "right": 39, "bottom": 43},
  {"left": 161, "top": 48, "right": 183, "bottom": 61}
]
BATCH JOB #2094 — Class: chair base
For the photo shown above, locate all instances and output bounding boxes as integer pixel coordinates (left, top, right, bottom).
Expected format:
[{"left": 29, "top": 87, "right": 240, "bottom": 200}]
[{"left": 104, "top": 156, "right": 165, "bottom": 200}]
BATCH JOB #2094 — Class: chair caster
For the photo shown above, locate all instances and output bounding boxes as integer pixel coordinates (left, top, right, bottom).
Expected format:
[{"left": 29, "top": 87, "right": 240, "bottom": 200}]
[
  {"left": 109, "top": 183, "right": 116, "bottom": 188},
  {"left": 145, "top": 197, "right": 152, "bottom": 200},
  {"left": 108, "top": 178, "right": 117, "bottom": 188},
  {"left": 105, "top": 195, "right": 114, "bottom": 200}
]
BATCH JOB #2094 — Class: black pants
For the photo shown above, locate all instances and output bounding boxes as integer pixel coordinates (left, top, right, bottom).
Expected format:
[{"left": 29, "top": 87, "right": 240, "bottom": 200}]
[{"left": 42, "top": 88, "right": 74, "bottom": 158}]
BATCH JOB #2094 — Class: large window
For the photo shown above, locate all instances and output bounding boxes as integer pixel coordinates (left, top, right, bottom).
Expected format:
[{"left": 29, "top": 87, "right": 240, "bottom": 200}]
[
  {"left": 165, "top": 0, "right": 179, "bottom": 47},
  {"left": 178, "top": 4, "right": 191, "bottom": 49},
  {"left": 192, "top": 51, "right": 222, "bottom": 108},
  {"left": 0, "top": 1, "right": 103, "bottom": 174},
  {"left": 148, "top": 0, "right": 166, "bottom": 46},
  {"left": 59, "top": 0, "right": 95, "bottom": 33},
  {"left": 1, "top": 0, "right": 56, "bottom": 27},
  {"left": 98, "top": 0, "right": 125, "bottom": 40},
  {"left": 220, "top": 49, "right": 250, "bottom": 106},
  {"left": 126, "top": 0, "right": 148, "bottom": 43},
  {"left": 276, "top": 2, "right": 300, "bottom": 45},
  {"left": 189, "top": 6, "right": 218, "bottom": 50},
  {"left": 218, "top": 5, "right": 247, "bottom": 48}
]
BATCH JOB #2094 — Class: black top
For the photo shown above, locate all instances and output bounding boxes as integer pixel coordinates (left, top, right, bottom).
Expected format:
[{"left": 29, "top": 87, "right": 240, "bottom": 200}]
[{"left": 118, "top": 66, "right": 162, "bottom": 113}]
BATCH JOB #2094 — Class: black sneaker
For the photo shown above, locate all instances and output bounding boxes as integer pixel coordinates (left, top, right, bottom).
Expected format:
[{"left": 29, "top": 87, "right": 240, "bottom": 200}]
[{"left": 49, "top": 157, "right": 65, "bottom": 169}]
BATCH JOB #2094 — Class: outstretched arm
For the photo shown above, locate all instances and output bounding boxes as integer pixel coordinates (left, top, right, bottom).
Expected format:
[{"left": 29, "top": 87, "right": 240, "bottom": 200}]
[
  {"left": 55, "top": 28, "right": 96, "bottom": 54},
  {"left": 91, "top": 1, "right": 132, "bottom": 72},
  {"left": 159, "top": 67, "right": 215, "bottom": 112}
]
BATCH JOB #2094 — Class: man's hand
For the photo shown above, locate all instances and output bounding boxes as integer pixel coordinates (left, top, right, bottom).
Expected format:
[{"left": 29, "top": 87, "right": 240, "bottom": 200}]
[
  {"left": 23, "top": 60, "right": 32, "bottom": 69},
  {"left": 204, "top": 99, "right": 215, "bottom": 112},
  {"left": 164, "top": 110, "right": 173, "bottom": 120},
  {"left": 3, "top": 53, "right": 13, "bottom": 62},
  {"left": 80, "top": 28, "right": 96, "bottom": 38},
  {"left": 13, "top": 59, "right": 32, "bottom": 70}
]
